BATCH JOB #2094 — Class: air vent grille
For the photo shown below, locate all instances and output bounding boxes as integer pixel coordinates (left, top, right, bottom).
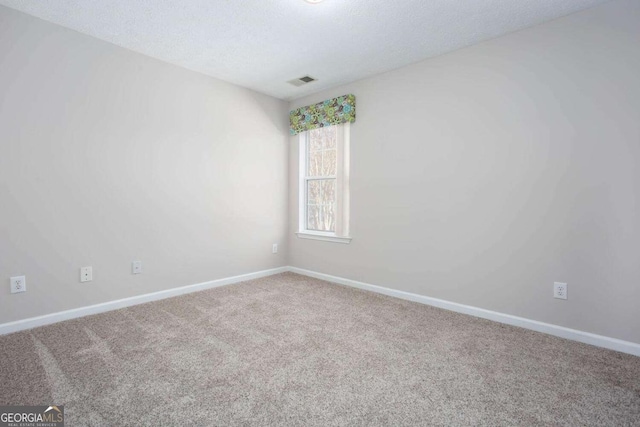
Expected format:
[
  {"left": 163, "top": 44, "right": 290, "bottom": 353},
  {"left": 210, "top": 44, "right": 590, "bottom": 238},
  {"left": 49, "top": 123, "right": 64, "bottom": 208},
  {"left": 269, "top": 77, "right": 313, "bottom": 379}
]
[{"left": 287, "top": 76, "right": 317, "bottom": 87}]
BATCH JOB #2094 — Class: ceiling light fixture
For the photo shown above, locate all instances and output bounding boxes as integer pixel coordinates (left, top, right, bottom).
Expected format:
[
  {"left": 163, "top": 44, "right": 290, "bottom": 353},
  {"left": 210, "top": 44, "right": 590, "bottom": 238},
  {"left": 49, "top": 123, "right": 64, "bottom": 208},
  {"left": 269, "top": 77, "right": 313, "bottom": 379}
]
[{"left": 304, "top": 0, "right": 324, "bottom": 4}]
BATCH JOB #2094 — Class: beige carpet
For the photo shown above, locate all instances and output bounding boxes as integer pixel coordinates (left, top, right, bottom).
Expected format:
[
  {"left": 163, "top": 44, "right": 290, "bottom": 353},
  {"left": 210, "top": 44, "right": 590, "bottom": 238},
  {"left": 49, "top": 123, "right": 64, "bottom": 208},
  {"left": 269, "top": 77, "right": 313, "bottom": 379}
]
[{"left": 1, "top": 272, "right": 639, "bottom": 426}]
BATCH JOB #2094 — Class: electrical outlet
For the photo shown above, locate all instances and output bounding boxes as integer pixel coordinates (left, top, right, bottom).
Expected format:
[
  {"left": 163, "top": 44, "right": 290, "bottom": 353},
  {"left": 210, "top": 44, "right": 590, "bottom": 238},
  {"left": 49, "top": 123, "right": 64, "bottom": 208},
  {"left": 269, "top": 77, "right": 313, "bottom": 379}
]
[
  {"left": 80, "top": 266, "right": 93, "bottom": 283},
  {"left": 10, "top": 276, "right": 26, "bottom": 294},
  {"left": 272, "top": 244, "right": 278, "bottom": 254},
  {"left": 554, "top": 282, "right": 567, "bottom": 300},
  {"left": 132, "top": 260, "right": 142, "bottom": 274}
]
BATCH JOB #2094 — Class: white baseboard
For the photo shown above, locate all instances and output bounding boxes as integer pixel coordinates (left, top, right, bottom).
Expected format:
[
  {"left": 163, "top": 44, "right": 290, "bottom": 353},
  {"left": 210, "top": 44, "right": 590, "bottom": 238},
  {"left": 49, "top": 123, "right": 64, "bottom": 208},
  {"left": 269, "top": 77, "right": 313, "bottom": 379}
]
[
  {"left": 288, "top": 267, "right": 640, "bottom": 357},
  {"left": 3, "top": 265, "right": 638, "bottom": 357},
  {"left": 0, "top": 266, "right": 288, "bottom": 336}
]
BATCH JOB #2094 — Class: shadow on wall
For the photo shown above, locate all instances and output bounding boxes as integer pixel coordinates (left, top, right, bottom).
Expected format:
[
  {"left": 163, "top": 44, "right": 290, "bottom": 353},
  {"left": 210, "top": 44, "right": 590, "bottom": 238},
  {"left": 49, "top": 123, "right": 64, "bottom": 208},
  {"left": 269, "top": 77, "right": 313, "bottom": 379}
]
[{"left": 249, "top": 92, "right": 290, "bottom": 136}]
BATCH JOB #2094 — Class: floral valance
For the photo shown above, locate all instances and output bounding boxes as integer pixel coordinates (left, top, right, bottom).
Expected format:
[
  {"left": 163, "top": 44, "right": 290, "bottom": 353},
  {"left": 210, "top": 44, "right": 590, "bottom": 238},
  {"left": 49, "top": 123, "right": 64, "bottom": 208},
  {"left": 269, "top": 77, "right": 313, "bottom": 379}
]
[{"left": 289, "top": 94, "right": 356, "bottom": 135}]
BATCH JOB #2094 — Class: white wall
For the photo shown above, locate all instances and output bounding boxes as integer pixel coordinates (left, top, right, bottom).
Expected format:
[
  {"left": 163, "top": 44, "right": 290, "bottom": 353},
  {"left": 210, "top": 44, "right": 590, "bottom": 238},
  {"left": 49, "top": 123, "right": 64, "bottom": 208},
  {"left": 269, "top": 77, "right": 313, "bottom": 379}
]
[
  {"left": 0, "top": 6, "right": 289, "bottom": 324},
  {"left": 289, "top": 0, "right": 640, "bottom": 343}
]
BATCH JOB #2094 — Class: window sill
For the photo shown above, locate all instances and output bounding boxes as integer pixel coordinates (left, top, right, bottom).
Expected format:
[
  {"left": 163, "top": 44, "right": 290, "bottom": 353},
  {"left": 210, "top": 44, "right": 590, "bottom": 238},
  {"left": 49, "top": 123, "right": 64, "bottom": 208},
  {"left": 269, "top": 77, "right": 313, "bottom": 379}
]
[{"left": 296, "top": 232, "right": 352, "bottom": 244}]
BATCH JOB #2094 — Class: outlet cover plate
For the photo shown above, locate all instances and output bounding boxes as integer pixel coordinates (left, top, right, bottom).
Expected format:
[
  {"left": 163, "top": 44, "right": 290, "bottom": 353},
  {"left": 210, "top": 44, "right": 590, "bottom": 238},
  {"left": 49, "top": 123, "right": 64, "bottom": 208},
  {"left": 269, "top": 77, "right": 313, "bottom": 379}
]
[
  {"left": 132, "top": 261, "right": 142, "bottom": 274},
  {"left": 554, "top": 282, "right": 567, "bottom": 300},
  {"left": 10, "top": 276, "right": 26, "bottom": 293},
  {"left": 80, "top": 266, "right": 93, "bottom": 283}
]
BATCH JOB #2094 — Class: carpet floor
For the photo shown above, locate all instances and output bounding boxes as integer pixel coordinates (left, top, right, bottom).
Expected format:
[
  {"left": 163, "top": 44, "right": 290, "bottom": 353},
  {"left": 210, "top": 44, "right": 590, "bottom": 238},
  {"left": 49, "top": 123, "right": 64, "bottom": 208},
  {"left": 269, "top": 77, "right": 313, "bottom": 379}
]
[{"left": 1, "top": 272, "right": 639, "bottom": 426}]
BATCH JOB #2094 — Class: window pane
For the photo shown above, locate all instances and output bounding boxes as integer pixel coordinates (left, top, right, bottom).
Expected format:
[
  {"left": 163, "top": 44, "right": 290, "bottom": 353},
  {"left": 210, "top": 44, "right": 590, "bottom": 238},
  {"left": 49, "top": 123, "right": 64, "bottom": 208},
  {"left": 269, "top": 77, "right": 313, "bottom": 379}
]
[
  {"left": 306, "top": 179, "right": 336, "bottom": 232},
  {"left": 307, "top": 179, "right": 336, "bottom": 205},
  {"left": 307, "top": 179, "right": 320, "bottom": 205},
  {"left": 323, "top": 126, "right": 337, "bottom": 149},
  {"left": 309, "top": 126, "right": 337, "bottom": 150},
  {"left": 307, "top": 126, "right": 337, "bottom": 177},
  {"left": 307, "top": 204, "right": 336, "bottom": 232},
  {"left": 322, "top": 149, "right": 337, "bottom": 176},
  {"left": 307, "top": 205, "right": 319, "bottom": 231},
  {"left": 309, "top": 129, "right": 324, "bottom": 152},
  {"left": 307, "top": 147, "right": 321, "bottom": 176}
]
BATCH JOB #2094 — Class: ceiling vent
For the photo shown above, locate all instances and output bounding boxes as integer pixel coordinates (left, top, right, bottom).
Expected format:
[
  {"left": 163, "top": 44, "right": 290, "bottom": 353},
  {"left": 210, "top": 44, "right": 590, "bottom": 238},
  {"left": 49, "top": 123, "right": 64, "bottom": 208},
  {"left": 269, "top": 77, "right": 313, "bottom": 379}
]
[{"left": 288, "top": 76, "right": 317, "bottom": 87}]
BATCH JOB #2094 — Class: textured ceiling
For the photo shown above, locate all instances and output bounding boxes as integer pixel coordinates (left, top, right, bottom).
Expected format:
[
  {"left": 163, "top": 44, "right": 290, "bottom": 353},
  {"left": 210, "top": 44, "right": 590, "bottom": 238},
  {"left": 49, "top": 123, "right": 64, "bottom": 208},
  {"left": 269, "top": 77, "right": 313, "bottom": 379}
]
[{"left": 0, "top": 0, "right": 608, "bottom": 100}]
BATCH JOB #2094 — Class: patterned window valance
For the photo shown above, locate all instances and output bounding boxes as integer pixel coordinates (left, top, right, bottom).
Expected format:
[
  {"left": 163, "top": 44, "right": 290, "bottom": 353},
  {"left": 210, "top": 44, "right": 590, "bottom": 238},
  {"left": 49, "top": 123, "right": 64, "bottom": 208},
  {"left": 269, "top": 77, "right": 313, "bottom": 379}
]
[{"left": 289, "top": 94, "right": 356, "bottom": 135}]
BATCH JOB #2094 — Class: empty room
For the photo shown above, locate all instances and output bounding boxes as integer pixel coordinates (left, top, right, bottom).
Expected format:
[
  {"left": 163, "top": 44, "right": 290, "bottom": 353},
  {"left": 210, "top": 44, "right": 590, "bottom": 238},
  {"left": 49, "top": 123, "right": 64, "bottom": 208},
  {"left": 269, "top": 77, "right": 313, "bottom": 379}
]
[{"left": 1, "top": 0, "right": 639, "bottom": 425}]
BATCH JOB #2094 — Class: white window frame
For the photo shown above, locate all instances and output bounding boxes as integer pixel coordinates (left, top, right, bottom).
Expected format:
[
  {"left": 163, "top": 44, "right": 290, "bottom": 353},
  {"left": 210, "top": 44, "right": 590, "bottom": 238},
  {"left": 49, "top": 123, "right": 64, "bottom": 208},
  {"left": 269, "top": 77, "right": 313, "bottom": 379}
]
[{"left": 296, "top": 123, "right": 351, "bottom": 244}]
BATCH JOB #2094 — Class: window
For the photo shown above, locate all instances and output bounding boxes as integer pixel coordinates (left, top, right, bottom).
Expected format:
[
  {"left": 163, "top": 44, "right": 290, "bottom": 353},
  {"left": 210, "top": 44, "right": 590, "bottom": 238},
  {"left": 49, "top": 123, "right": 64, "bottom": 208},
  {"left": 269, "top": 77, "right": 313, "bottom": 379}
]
[{"left": 297, "top": 123, "right": 351, "bottom": 243}]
